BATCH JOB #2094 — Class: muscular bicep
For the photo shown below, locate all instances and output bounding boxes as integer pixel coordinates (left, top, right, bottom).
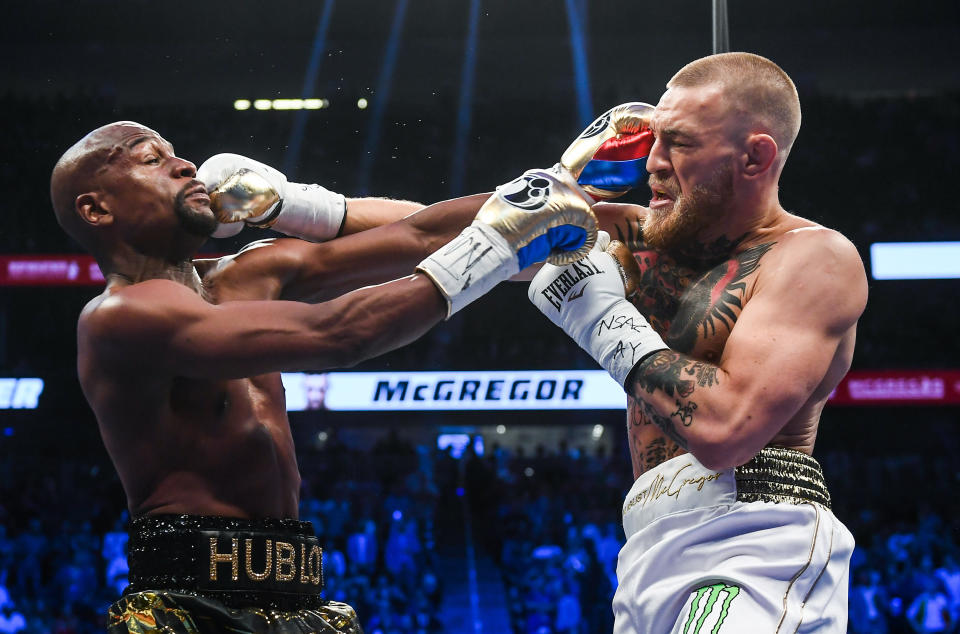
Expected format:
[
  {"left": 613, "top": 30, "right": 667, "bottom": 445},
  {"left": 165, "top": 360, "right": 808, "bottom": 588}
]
[
  {"left": 626, "top": 230, "right": 867, "bottom": 468},
  {"left": 716, "top": 233, "right": 867, "bottom": 443}
]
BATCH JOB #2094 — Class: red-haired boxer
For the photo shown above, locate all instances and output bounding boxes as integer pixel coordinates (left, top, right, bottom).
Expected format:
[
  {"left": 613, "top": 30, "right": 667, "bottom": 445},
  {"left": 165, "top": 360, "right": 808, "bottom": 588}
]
[
  {"left": 49, "top": 121, "right": 596, "bottom": 633},
  {"left": 531, "top": 53, "right": 867, "bottom": 633}
]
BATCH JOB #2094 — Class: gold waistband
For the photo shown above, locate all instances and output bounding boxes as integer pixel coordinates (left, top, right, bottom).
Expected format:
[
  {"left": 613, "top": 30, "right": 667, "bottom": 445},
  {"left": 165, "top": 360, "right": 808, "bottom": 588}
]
[{"left": 734, "top": 447, "right": 831, "bottom": 509}]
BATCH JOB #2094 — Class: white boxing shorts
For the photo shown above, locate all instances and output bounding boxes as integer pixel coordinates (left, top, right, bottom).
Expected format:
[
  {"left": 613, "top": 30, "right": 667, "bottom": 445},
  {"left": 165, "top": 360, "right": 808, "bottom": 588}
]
[{"left": 613, "top": 447, "right": 854, "bottom": 634}]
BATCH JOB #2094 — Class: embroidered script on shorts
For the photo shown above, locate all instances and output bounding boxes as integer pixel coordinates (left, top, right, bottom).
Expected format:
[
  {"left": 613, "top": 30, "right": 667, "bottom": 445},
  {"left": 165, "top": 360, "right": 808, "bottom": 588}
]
[{"left": 623, "top": 463, "right": 723, "bottom": 514}]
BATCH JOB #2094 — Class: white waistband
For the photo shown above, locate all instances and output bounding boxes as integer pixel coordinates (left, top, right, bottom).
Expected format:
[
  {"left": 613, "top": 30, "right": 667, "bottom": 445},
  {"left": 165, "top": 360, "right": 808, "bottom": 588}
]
[{"left": 621, "top": 453, "right": 736, "bottom": 540}]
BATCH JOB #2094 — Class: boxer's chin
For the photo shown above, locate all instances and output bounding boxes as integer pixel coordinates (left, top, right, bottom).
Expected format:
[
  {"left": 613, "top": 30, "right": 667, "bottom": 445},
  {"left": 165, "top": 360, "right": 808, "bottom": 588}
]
[
  {"left": 643, "top": 165, "right": 734, "bottom": 253},
  {"left": 642, "top": 201, "right": 706, "bottom": 253},
  {"left": 174, "top": 197, "right": 218, "bottom": 238}
]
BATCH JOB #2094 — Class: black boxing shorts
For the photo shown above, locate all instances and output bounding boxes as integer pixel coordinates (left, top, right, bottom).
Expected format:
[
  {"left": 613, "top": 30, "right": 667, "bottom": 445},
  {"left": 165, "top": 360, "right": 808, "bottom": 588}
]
[{"left": 108, "top": 514, "right": 362, "bottom": 633}]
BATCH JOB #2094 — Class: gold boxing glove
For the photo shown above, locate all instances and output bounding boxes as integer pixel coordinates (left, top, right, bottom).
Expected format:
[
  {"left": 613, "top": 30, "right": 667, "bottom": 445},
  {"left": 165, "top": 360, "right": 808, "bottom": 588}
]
[
  {"left": 417, "top": 167, "right": 598, "bottom": 318},
  {"left": 560, "top": 102, "right": 655, "bottom": 201},
  {"left": 475, "top": 166, "right": 598, "bottom": 267}
]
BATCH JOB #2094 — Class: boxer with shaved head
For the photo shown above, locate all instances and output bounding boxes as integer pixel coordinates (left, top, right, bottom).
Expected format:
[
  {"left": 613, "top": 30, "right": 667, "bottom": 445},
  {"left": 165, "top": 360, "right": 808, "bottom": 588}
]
[
  {"left": 51, "top": 121, "right": 596, "bottom": 633},
  {"left": 530, "top": 53, "right": 868, "bottom": 633}
]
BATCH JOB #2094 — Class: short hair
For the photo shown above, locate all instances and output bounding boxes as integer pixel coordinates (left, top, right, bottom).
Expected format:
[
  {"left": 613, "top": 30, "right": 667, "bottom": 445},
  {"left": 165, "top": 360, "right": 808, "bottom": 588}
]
[{"left": 668, "top": 52, "right": 801, "bottom": 159}]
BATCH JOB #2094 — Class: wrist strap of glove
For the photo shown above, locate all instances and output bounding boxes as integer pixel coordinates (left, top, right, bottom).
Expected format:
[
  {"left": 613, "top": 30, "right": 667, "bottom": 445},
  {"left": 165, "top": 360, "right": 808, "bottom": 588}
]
[
  {"left": 256, "top": 184, "right": 347, "bottom": 242},
  {"left": 417, "top": 222, "right": 519, "bottom": 319},
  {"left": 577, "top": 299, "right": 668, "bottom": 388}
]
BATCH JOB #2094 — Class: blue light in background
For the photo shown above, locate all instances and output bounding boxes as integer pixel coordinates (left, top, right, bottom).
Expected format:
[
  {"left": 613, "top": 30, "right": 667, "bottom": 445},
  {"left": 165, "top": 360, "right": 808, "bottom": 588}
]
[{"left": 870, "top": 242, "right": 960, "bottom": 279}]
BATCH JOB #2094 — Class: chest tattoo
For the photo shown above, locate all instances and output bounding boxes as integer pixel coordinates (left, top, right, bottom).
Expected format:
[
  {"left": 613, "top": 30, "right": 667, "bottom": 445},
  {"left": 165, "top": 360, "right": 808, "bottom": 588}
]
[
  {"left": 625, "top": 236, "right": 775, "bottom": 353},
  {"left": 666, "top": 242, "right": 775, "bottom": 351},
  {"left": 613, "top": 217, "right": 779, "bottom": 475}
]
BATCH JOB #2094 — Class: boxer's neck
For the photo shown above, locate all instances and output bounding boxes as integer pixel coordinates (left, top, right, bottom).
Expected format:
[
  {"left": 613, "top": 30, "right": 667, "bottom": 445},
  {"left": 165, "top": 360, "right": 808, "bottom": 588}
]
[{"left": 103, "top": 248, "right": 203, "bottom": 294}]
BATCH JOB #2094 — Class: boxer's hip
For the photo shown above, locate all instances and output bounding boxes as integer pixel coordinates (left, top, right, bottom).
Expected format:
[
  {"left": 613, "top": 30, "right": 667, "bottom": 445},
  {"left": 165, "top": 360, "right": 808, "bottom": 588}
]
[
  {"left": 614, "top": 448, "right": 851, "bottom": 634},
  {"left": 123, "top": 514, "right": 328, "bottom": 612},
  {"left": 108, "top": 590, "right": 362, "bottom": 634},
  {"left": 620, "top": 446, "right": 832, "bottom": 540}
]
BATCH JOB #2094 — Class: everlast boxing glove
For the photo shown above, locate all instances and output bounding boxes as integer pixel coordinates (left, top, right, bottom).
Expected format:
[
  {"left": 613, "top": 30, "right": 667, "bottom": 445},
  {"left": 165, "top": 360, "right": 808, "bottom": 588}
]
[{"left": 528, "top": 231, "right": 668, "bottom": 388}]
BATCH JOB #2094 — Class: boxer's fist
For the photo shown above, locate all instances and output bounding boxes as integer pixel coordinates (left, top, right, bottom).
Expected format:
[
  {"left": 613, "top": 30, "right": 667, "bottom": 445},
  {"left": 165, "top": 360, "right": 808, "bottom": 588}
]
[
  {"left": 475, "top": 167, "right": 598, "bottom": 268},
  {"left": 528, "top": 232, "right": 667, "bottom": 388},
  {"left": 560, "top": 102, "right": 655, "bottom": 201},
  {"left": 197, "top": 153, "right": 345, "bottom": 241},
  {"left": 417, "top": 168, "right": 597, "bottom": 317}
]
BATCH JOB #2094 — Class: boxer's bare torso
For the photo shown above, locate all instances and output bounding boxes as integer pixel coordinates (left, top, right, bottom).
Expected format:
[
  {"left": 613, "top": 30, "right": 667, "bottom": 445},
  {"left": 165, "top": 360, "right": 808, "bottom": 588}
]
[
  {"left": 75, "top": 195, "right": 485, "bottom": 519},
  {"left": 600, "top": 205, "right": 859, "bottom": 479},
  {"left": 78, "top": 248, "right": 315, "bottom": 519}
]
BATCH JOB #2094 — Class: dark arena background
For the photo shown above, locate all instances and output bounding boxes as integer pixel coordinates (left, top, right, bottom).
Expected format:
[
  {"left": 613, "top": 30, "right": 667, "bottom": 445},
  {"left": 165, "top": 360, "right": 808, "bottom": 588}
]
[{"left": 1, "top": 1, "right": 958, "bottom": 632}]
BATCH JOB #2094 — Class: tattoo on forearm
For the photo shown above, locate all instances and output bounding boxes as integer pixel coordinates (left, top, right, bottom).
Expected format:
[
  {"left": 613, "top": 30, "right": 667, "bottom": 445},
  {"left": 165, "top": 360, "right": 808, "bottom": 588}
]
[
  {"left": 671, "top": 399, "right": 697, "bottom": 426},
  {"left": 626, "top": 350, "right": 721, "bottom": 442},
  {"left": 614, "top": 219, "right": 645, "bottom": 252},
  {"left": 691, "top": 363, "right": 719, "bottom": 388},
  {"left": 627, "top": 400, "right": 687, "bottom": 474},
  {"left": 632, "top": 398, "right": 690, "bottom": 449}
]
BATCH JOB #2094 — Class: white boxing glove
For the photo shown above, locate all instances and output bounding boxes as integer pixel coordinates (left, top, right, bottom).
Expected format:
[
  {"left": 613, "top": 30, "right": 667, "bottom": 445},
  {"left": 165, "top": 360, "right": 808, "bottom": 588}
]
[
  {"left": 197, "top": 153, "right": 346, "bottom": 241},
  {"left": 528, "top": 231, "right": 668, "bottom": 388}
]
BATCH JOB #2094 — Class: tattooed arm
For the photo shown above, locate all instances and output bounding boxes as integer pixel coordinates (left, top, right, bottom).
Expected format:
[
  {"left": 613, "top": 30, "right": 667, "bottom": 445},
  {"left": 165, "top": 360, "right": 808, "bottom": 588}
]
[
  {"left": 624, "top": 228, "right": 867, "bottom": 469},
  {"left": 594, "top": 202, "right": 648, "bottom": 250}
]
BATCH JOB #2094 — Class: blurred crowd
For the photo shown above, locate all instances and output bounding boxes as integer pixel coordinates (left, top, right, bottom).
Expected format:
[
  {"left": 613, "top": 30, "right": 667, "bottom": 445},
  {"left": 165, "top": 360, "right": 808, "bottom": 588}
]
[
  {"left": 0, "top": 430, "right": 452, "bottom": 634},
  {"left": 468, "top": 442, "right": 629, "bottom": 634},
  {"left": 0, "top": 414, "right": 956, "bottom": 633}
]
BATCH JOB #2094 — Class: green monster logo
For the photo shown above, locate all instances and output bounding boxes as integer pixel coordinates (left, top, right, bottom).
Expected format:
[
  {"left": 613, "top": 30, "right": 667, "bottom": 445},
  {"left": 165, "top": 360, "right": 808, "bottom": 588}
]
[{"left": 682, "top": 583, "right": 741, "bottom": 634}]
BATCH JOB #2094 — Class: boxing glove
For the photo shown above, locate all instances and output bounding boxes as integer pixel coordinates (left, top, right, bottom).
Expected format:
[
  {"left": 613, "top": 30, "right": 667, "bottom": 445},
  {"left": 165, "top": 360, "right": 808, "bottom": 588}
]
[
  {"left": 197, "top": 153, "right": 346, "bottom": 241},
  {"left": 418, "top": 167, "right": 598, "bottom": 317},
  {"left": 528, "top": 231, "right": 668, "bottom": 388},
  {"left": 560, "top": 102, "right": 655, "bottom": 201}
]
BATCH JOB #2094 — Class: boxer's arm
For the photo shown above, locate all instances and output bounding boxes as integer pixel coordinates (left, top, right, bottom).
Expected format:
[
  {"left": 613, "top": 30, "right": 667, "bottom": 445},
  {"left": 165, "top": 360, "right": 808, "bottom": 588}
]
[
  {"left": 82, "top": 275, "right": 446, "bottom": 379},
  {"left": 211, "top": 194, "right": 490, "bottom": 302},
  {"left": 338, "top": 197, "right": 425, "bottom": 235},
  {"left": 622, "top": 230, "right": 867, "bottom": 469},
  {"left": 594, "top": 202, "right": 648, "bottom": 251}
]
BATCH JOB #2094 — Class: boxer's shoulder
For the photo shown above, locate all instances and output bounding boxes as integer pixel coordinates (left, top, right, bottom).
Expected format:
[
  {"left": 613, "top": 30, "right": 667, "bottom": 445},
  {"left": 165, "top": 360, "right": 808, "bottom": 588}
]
[
  {"left": 756, "top": 217, "right": 864, "bottom": 284},
  {"left": 751, "top": 217, "right": 868, "bottom": 326},
  {"left": 197, "top": 238, "right": 302, "bottom": 302},
  {"left": 78, "top": 279, "right": 204, "bottom": 348}
]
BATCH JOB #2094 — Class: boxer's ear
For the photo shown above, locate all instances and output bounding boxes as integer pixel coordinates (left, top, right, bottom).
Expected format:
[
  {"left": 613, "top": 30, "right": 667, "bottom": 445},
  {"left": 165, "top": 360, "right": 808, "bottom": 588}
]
[
  {"left": 742, "top": 134, "right": 777, "bottom": 176},
  {"left": 77, "top": 192, "right": 114, "bottom": 227}
]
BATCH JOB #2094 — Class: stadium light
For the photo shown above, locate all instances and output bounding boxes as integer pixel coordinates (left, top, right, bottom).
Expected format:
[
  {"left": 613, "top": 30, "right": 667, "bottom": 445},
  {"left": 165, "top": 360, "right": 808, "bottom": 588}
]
[{"left": 235, "top": 98, "right": 330, "bottom": 111}]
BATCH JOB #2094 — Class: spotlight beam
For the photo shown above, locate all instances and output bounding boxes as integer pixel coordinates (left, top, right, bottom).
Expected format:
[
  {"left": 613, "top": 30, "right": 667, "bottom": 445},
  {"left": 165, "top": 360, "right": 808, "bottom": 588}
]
[
  {"left": 283, "top": 0, "right": 336, "bottom": 179},
  {"left": 449, "top": 0, "right": 482, "bottom": 197}
]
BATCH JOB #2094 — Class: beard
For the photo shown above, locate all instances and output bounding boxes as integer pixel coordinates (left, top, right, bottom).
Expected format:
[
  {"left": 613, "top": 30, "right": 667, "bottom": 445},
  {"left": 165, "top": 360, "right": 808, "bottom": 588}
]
[
  {"left": 643, "top": 162, "right": 735, "bottom": 253},
  {"left": 174, "top": 185, "right": 217, "bottom": 237}
]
